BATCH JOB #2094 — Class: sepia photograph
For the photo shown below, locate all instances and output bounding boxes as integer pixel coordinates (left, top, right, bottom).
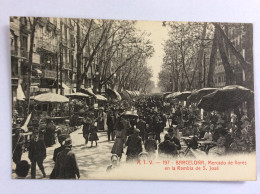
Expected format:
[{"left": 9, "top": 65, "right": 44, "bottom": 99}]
[{"left": 10, "top": 16, "right": 256, "bottom": 181}]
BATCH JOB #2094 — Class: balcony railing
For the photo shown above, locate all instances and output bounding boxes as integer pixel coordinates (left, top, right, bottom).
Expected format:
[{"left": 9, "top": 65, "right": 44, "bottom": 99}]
[{"left": 43, "top": 69, "right": 57, "bottom": 79}]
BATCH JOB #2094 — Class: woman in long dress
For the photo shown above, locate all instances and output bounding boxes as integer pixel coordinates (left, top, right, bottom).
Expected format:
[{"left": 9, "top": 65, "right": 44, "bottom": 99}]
[{"left": 111, "top": 120, "right": 124, "bottom": 158}]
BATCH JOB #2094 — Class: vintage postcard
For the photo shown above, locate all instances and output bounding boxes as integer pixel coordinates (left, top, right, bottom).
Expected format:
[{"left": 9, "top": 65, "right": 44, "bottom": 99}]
[{"left": 11, "top": 16, "right": 256, "bottom": 180}]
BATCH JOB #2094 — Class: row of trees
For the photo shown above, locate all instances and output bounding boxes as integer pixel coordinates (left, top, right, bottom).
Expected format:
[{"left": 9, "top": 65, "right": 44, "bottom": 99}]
[
  {"left": 158, "top": 22, "right": 253, "bottom": 92},
  {"left": 75, "top": 19, "right": 155, "bottom": 93},
  {"left": 25, "top": 17, "right": 155, "bottom": 97}
]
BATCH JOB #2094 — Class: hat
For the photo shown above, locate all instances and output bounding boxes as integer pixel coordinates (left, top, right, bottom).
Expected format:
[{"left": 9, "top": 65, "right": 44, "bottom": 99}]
[{"left": 63, "top": 138, "right": 72, "bottom": 147}]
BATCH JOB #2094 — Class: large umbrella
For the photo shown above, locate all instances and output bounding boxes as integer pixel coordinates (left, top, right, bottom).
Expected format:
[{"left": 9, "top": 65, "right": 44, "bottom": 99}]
[
  {"left": 33, "top": 93, "right": 69, "bottom": 103},
  {"left": 174, "top": 91, "right": 192, "bottom": 100},
  {"left": 198, "top": 85, "right": 253, "bottom": 112},
  {"left": 120, "top": 111, "right": 138, "bottom": 119},
  {"left": 163, "top": 92, "right": 172, "bottom": 98},
  {"left": 165, "top": 92, "right": 181, "bottom": 99},
  {"left": 79, "top": 87, "right": 96, "bottom": 97},
  {"left": 121, "top": 90, "right": 131, "bottom": 99},
  {"left": 187, "top": 88, "right": 217, "bottom": 103},
  {"left": 95, "top": 94, "right": 107, "bottom": 101},
  {"left": 66, "top": 92, "right": 90, "bottom": 98},
  {"left": 106, "top": 88, "right": 122, "bottom": 101}
]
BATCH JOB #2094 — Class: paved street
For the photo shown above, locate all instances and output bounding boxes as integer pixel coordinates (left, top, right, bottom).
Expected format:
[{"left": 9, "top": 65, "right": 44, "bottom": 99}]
[{"left": 13, "top": 124, "right": 190, "bottom": 179}]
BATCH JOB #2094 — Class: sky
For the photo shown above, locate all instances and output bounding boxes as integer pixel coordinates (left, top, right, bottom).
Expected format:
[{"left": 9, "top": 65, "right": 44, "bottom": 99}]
[{"left": 135, "top": 20, "right": 169, "bottom": 87}]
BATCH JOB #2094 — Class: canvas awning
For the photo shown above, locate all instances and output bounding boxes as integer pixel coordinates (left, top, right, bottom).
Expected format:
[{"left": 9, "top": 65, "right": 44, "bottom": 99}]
[
  {"left": 80, "top": 87, "right": 96, "bottom": 97},
  {"left": 95, "top": 94, "right": 107, "bottom": 101},
  {"left": 66, "top": 92, "right": 90, "bottom": 98},
  {"left": 33, "top": 92, "right": 69, "bottom": 103},
  {"left": 106, "top": 88, "right": 122, "bottom": 101}
]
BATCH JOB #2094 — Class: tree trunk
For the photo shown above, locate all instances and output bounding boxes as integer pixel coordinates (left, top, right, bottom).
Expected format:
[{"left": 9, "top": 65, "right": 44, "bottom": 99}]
[
  {"left": 76, "top": 21, "right": 82, "bottom": 92},
  {"left": 217, "top": 27, "right": 234, "bottom": 85},
  {"left": 26, "top": 17, "right": 37, "bottom": 115},
  {"left": 197, "top": 22, "right": 207, "bottom": 88},
  {"left": 207, "top": 27, "right": 218, "bottom": 87},
  {"left": 214, "top": 23, "right": 253, "bottom": 88}
]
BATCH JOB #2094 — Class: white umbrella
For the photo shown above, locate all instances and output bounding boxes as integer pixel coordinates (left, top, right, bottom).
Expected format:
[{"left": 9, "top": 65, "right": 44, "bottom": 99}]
[
  {"left": 34, "top": 92, "right": 69, "bottom": 103},
  {"left": 66, "top": 92, "right": 90, "bottom": 98},
  {"left": 95, "top": 94, "right": 107, "bottom": 101}
]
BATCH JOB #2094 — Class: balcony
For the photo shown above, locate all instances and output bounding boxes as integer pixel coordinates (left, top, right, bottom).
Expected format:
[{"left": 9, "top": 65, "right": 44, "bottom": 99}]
[
  {"left": 43, "top": 69, "right": 57, "bottom": 79},
  {"left": 37, "top": 39, "right": 57, "bottom": 53}
]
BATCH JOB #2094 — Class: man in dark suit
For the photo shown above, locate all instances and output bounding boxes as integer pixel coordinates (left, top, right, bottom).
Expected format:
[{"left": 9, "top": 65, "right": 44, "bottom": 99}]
[
  {"left": 55, "top": 138, "right": 80, "bottom": 179},
  {"left": 125, "top": 128, "right": 142, "bottom": 162},
  {"left": 137, "top": 116, "right": 147, "bottom": 142},
  {"left": 107, "top": 111, "right": 115, "bottom": 141},
  {"left": 144, "top": 132, "right": 157, "bottom": 158},
  {"left": 168, "top": 127, "right": 181, "bottom": 150},
  {"left": 28, "top": 132, "right": 46, "bottom": 179},
  {"left": 158, "top": 134, "right": 178, "bottom": 158}
]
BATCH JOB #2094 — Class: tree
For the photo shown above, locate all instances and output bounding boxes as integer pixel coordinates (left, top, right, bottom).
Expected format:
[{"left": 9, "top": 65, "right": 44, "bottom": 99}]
[
  {"left": 160, "top": 22, "right": 212, "bottom": 91},
  {"left": 26, "top": 17, "right": 39, "bottom": 114}
]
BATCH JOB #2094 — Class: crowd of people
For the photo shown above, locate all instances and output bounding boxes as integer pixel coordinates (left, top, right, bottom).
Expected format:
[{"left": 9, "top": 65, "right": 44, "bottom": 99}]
[{"left": 12, "top": 95, "right": 256, "bottom": 179}]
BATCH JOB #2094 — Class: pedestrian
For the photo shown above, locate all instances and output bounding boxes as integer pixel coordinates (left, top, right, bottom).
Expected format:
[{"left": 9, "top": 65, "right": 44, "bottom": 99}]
[
  {"left": 89, "top": 125, "right": 99, "bottom": 147},
  {"left": 203, "top": 127, "right": 213, "bottom": 141},
  {"left": 49, "top": 134, "right": 67, "bottom": 179},
  {"left": 153, "top": 113, "right": 162, "bottom": 143},
  {"left": 125, "top": 128, "right": 142, "bottom": 163},
  {"left": 107, "top": 110, "right": 115, "bottom": 141},
  {"left": 168, "top": 127, "right": 181, "bottom": 150},
  {"left": 44, "top": 119, "right": 56, "bottom": 147},
  {"left": 158, "top": 134, "right": 178, "bottom": 158},
  {"left": 12, "top": 128, "right": 25, "bottom": 166},
  {"left": 121, "top": 117, "right": 131, "bottom": 143},
  {"left": 55, "top": 138, "right": 80, "bottom": 179},
  {"left": 28, "top": 132, "right": 46, "bottom": 179},
  {"left": 82, "top": 114, "right": 91, "bottom": 144},
  {"left": 111, "top": 119, "right": 124, "bottom": 158},
  {"left": 137, "top": 116, "right": 147, "bottom": 142},
  {"left": 144, "top": 132, "right": 157, "bottom": 159}
]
